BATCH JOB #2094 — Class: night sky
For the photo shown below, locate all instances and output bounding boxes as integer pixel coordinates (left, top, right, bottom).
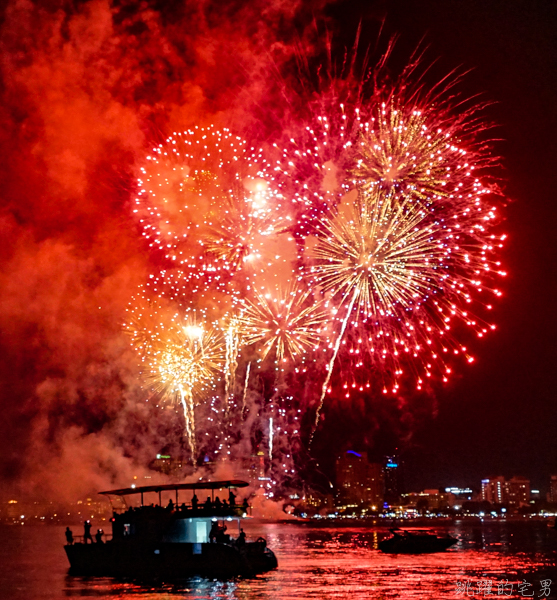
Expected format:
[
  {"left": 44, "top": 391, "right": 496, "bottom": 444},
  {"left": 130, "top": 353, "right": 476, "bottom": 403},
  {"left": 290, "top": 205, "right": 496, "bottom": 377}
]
[
  {"left": 324, "top": 0, "right": 557, "bottom": 493},
  {"left": 1, "top": 0, "right": 556, "bottom": 501}
]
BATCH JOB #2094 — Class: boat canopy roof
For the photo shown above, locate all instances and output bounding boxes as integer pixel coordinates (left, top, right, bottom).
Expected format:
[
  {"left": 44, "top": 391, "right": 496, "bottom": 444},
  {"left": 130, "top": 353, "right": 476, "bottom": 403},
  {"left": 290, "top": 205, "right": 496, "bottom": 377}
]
[{"left": 99, "top": 479, "right": 249, "bottom": 497}]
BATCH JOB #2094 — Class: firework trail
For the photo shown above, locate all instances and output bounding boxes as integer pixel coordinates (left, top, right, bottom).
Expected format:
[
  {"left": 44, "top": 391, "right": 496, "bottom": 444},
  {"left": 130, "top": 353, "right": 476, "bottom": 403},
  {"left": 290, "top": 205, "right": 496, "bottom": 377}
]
[
  {"left": 125, "top": 303, "right": 225, "bottom": 457},
  {"left": 223, "top": 315, "right": 241, "bottom": 407},
  {"left": 241, "top": 362, "right": 251, "bottom": 416},
  {"left": 311, "top": 287, "right": 359, "bottom": 441}
]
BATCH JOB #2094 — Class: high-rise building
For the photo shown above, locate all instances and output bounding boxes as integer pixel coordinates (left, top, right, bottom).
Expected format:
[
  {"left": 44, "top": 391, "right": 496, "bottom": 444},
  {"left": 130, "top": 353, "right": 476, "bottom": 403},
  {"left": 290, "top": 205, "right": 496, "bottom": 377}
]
[
  {"left": 548, "top": 475, "right": 557, "bottom": 503},
  {"left": 481, "top": 476, "right": 530, "bottom": 506},
  {"left": 383, "top": 455, "right": 402, "bottom": 506},
  {"left": 506, "top": 476, "right": 530, "bottom": 506},
  {"left": 336, "top": 451, "right": 384, "bottom": 507},
  {"left": 367, "top": 463, "right": 384, "bottom": 509},
  {"left": 481, "top": 476, "right": 506, "bottom": 503}
]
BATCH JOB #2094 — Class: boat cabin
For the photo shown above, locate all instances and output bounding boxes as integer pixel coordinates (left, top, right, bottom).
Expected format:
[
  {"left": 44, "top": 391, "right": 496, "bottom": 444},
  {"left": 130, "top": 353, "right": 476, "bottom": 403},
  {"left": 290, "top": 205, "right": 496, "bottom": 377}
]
[{"left": 99, "top": 479, "right": 250, "bottom": 545}]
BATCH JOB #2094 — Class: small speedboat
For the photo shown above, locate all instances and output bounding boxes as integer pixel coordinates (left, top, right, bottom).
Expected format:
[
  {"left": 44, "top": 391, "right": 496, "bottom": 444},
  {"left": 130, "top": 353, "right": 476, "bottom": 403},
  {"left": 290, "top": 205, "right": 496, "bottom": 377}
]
[
  {"left": 64, "top": 480, "right": 277, "bottom": 577},
  {"left": 379, "top": 528, "right": 458, "bottom": 554}
]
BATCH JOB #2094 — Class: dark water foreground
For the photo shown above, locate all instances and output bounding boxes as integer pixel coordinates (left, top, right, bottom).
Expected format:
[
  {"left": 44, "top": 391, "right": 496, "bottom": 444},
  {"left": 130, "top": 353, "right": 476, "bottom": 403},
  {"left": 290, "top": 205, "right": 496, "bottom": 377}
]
[{"left": 0, "top": 520, "right": 555, "bottom": 599}]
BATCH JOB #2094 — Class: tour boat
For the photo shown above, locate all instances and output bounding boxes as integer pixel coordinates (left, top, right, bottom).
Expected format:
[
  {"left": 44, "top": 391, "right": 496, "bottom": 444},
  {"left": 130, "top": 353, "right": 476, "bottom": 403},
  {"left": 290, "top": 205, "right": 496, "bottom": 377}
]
[
  {"left": 64, "top": 480, "right": 278, "bottom": 577},
  {"left": 378, "top": 528, "right": 458, "bottom": 554}
]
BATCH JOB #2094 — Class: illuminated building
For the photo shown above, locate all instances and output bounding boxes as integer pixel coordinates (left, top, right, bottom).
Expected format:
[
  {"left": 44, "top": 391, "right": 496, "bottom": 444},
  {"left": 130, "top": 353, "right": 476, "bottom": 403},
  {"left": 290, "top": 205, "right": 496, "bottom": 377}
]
[
  {"left": 548, "top": 475, "right": 557, "bottom": 503},
  {"left": 336, "top": 451, "right": 384, "bottom": 508},
  {"left": 383, "top": 455, "right": 402, "bottom": 506},
  {"left": 506, "top": 476, "right": 530, "bottom": 507},
  {"left": 236, "top": 447, "right": 272, "bottom": 493},
  {"left": 305, "top": 491, "right": 335, "bottom": 513},
  {"left": 481, "top": 476, "right": 505, "bottom": 503},
  {"left": 481, "top": 475, "right": 530, "bottom": 506},
  {"left": 444, "top": 487, "right": 473, "bottom": 509},
  {"left": 530, "top": 489, "right": 540, "bottom": 501},
  {"left": 401, "top": 487, "right": 474, "bottom": 512},
  {"left": 401, "top": 490, "right": 450, "bottom": 511},
  {"left": 444, "top": 487, "right": 474, "bottom": 499}
]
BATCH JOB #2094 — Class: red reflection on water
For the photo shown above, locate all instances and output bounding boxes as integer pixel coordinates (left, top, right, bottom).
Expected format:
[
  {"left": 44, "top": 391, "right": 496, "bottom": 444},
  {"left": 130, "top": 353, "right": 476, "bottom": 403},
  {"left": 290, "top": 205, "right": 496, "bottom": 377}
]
[{"left": 0, "top": 522, "right": 555, "bottom": 600}]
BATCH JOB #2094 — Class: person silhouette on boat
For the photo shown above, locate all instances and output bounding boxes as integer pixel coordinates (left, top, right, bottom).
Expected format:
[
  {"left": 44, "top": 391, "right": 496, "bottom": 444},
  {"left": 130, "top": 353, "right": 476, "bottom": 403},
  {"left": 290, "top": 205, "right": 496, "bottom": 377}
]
[
  {"left": 216, "top": 524, "right": 228, "bottom": 544},
  {"left": 209, "top": 521, "right": 219, "bottom": 543},
  {"left": 222, "top": 499, "right": 228, "bottom": 511},
  {"left": 214, "top": 496, "right": 222, "bottom": 511},
  {"left": 191, "top": 493, "right": 199, "bottom": 511},
  {"left": 166, "top": 498, "right": 174, "bottom": 511},
  {"left": 242, "top": 497, "right": 249, "bottom": 512},
  {"left": 204, "top": 496, "right": 212, "bottom": 511},
  {"left": 65, "top": 527, "right": 74, "bottom": 545},
  {"left": 237, "top": 529, "right": 246, "bottom": 547},
  {"left": 95, "top": 529, "right": 104, "bottom": 544},
  {"left": 83, "top": 521, "right": 93, "bottom": 544},
  {"left": 228, "top": 491, "right": 236, "bottom": 507}
]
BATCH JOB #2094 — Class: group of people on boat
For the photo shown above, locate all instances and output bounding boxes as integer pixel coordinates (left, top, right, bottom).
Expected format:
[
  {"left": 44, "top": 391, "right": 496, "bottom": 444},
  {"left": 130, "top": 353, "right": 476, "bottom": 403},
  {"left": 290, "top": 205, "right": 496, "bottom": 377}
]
[
  {"left": 105, "top": 490, "right": 249, "bottom": 521},
  {"left": 65, "top": 522, "right": 105, "bottom": 545},
  {"left": 209, "top": 521, "right": 247, "bottom": 547},
  {"left": 159, "top": 491, "right": 249, "bottom": 516}
]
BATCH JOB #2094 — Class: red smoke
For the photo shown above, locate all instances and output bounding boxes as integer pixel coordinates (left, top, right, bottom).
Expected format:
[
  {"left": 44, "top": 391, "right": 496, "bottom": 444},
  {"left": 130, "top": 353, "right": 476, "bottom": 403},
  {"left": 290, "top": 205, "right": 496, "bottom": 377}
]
[{"left": 0, "top": 0, "right": 326, "bottom": 501}]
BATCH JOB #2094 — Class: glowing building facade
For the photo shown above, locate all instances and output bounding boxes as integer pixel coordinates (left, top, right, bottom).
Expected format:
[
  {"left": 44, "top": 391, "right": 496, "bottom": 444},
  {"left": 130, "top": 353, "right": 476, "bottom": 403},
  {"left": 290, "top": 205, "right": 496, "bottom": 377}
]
[
  {"left": 481, "top": 475, "right": 530, "bottom": 506},
  {"left": 336, "top": 451, "right": 384, "bottom": 508},
  {"left": 383, "top": 455, "right": 402, "bottom": 506},
  {"left": 549, "top": 475, "right": 557, "bottom": 503}
]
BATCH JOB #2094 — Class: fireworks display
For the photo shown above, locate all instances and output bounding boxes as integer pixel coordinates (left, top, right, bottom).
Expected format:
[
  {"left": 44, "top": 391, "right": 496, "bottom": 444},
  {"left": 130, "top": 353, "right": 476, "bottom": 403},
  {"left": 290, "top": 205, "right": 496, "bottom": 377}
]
[
  {"left": 236, "top": 285, "right": 328, "bottom": 364},
  {"left": 125, "top": 301, "right": 225, "bottom": 456},
  {"left": 126, "top": 64, "right": 506, "bottom": 473}
]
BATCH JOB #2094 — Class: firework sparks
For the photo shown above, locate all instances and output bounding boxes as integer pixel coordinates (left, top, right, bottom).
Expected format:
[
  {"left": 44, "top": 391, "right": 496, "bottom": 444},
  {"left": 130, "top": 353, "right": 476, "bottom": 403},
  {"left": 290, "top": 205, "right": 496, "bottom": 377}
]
[
  {"left": 202, "top": 179, "right": 291, "bottom": 274},
  {"left": 306, "top": 180, "right": 504, "bottom": 433},
  {"left": 134, "top": 126, "right": 290, "bottom": 267},
  {"left": 349, "top": 95, "right": 496, "bottom": 206},
  {"left": 127, "top": 58, "right": 507, "bottom": 456},
  {"left": 236, "top": 285, "right": 328, "bottom": 364},
  {"left": 125, "top": 305, "right": 225, "bottom": 457}
]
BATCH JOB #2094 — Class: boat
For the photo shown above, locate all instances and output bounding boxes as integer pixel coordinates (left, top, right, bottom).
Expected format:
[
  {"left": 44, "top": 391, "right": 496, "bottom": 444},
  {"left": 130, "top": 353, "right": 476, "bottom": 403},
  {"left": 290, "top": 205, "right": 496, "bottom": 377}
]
[
  {"left": 378, "top": 528, "right": 458, "bottom": 554},
  {"left": 64, "top": 480, "right": 278, "bottom": 578}
]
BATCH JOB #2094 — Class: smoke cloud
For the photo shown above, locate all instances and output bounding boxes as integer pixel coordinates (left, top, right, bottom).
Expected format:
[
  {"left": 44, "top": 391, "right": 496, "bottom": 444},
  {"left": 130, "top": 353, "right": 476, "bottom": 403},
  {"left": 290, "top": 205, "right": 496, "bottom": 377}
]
[{"left": 0, "top": 0, "right": 329, "bottom": 501}]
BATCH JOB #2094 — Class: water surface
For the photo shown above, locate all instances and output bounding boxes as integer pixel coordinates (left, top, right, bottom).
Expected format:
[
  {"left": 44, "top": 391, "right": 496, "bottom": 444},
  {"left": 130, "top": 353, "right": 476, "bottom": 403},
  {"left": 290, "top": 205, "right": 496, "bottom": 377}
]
[{"left": 0, "top": 520, "right": 555, "bottom": 599}]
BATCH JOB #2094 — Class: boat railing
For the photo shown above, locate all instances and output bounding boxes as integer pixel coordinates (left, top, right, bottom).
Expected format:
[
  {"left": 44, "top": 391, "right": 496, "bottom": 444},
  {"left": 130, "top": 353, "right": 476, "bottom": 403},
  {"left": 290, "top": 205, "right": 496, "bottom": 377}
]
[
  {"left": 112, "top": 503, "right": 251, "bottom": 518},
  {"left": 67, "top": 533, "right": 113, "bottom": 545}
]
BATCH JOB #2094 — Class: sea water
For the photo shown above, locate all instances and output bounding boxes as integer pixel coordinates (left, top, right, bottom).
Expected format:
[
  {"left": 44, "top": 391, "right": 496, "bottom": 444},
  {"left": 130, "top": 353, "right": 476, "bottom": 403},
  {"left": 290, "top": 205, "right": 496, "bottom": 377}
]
[{"left": 0, "top": 520, "right": 555, "bottom": 599}]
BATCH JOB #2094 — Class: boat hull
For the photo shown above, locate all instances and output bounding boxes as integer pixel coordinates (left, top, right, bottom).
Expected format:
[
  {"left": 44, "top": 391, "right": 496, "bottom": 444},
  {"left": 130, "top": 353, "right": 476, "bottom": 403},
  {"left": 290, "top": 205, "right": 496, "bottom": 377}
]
[
  {"left": 65, "top": 541, "right": 277, "bottom": 578},
  {"left": 379, "top": 534, "right": 457, "bottom": 554}
]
